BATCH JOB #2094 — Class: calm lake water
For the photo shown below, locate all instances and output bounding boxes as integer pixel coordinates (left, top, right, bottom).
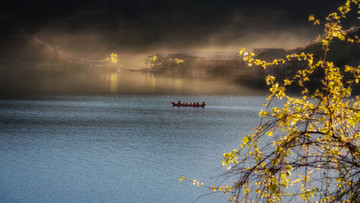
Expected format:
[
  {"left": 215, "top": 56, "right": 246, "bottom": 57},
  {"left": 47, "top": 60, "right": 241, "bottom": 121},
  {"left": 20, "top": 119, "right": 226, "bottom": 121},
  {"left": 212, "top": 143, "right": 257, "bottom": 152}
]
[{"left": 0, "top": 95, "right": 265, "bottom": 202}]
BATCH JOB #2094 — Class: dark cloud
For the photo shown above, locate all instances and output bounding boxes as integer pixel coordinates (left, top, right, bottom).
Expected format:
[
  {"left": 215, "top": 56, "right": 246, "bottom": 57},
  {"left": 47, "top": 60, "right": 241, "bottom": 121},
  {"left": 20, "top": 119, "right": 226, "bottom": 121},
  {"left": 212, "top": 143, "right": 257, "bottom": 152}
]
[{"left": 1, "top": 0, "right": 345, "bottom": 54}]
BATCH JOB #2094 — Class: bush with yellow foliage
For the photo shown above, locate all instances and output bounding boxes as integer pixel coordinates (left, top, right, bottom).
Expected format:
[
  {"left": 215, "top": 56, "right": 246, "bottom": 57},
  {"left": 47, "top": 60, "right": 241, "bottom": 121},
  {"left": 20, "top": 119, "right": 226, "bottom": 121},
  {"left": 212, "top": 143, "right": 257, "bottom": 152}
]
[{"left": 181, "top": 0, "right": 360, "bottom": 202}]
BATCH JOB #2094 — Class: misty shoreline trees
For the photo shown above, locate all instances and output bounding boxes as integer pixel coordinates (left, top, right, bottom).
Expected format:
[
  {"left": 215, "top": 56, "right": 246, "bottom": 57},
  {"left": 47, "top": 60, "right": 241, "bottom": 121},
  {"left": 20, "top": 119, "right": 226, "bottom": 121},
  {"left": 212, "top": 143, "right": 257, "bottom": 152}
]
[
  {"left": 144, "top": 50, "right": 295, "bottom": 77},
  {"left": 144, "top": 40, "right": 360, "bottom": 91}
]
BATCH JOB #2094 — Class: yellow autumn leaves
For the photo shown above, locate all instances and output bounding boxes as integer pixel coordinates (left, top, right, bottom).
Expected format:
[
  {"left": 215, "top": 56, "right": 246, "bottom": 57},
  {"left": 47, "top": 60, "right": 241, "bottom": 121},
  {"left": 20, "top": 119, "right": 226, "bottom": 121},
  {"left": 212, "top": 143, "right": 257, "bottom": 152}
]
[
  {"left": 181, "top": 0, "right": 360, "bottom": 202},
  {"left": 106, "top": 53, "right": 119, "bottom": 64}
]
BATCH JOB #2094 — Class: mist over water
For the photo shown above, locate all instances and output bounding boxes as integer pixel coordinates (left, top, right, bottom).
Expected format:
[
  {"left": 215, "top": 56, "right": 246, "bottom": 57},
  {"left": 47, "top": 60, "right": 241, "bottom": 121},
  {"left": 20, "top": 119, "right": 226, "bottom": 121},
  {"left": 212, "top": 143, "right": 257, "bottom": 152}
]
[{"left": 0, "top": 65, "right": 265, "bottom": 97}]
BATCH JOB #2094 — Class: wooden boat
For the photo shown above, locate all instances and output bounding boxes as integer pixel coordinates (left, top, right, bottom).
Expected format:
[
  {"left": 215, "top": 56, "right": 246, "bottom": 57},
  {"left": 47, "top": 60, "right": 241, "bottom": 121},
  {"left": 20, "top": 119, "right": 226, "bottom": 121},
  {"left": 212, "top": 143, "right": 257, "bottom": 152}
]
[{"left": 170, "top": 101, "right": 206, "bottom": 108}]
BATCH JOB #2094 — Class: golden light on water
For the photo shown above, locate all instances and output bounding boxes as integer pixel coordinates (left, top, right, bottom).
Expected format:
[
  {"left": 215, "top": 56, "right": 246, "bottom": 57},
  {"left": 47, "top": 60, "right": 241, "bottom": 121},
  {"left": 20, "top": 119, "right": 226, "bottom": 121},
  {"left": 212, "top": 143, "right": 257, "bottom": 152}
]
[
  {"left": 80, "top": 70, "right": 260, "bottom": 95},
  {"left": 107, "top": 72, "right": 118, "bottom": 93},
  {"left": 174, "top": 78, "right": 183, "bottom": 93},
  {"left": 151, "top": 74, "right": 157, "bottom": 93}
]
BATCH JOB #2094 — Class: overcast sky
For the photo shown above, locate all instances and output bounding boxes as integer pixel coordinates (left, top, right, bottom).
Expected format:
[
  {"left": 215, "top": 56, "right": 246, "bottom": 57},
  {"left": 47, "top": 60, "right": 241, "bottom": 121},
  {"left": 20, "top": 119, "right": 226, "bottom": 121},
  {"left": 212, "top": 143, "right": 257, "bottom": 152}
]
[{"left": 2, "top": 0, "right": 345, "bottom": 53}]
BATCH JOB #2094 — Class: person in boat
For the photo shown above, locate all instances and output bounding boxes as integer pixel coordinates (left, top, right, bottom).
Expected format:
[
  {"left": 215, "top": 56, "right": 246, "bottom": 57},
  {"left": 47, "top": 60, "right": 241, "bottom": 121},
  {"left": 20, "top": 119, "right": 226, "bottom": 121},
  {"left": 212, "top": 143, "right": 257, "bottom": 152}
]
[
  {"left": 196, "top": 102, "right": 200, "bottom": 105},
  {"left": 202, "top": 101, "right": 206, "bottom": 106},
  {"left": 178, "top": 100, "right": 181, "bottom": 104}
]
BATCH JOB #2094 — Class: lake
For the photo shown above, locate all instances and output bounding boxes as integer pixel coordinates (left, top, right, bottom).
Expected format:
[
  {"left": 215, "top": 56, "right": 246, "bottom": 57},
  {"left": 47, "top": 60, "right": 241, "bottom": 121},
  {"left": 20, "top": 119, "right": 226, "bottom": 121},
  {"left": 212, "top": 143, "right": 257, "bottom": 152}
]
[{"left": 0, "top": 95, "right": 265, "bottom": 202}]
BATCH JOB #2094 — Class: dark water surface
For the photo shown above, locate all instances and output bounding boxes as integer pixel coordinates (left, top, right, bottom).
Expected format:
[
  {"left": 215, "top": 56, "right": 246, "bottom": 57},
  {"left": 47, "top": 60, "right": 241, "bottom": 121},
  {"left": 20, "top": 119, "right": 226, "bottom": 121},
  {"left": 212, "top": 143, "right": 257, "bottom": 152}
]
[{"left": 0, "top": 95, "right": 264, "bottom": 202}]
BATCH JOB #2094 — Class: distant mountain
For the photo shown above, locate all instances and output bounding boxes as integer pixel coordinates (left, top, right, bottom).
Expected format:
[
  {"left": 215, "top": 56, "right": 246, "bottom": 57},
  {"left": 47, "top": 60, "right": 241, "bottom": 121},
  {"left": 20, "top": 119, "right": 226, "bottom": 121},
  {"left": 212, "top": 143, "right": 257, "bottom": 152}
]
[{"left": 302, "top": 27, "right": 360, "bottom": 67}]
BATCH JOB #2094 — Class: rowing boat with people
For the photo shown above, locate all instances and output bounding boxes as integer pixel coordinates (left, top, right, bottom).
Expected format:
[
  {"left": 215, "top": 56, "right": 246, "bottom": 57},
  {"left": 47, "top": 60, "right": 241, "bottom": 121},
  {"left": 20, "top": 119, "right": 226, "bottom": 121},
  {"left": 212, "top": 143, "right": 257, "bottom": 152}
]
[{"left": 170, "top": 101, "right": 206, "bottom": 108}]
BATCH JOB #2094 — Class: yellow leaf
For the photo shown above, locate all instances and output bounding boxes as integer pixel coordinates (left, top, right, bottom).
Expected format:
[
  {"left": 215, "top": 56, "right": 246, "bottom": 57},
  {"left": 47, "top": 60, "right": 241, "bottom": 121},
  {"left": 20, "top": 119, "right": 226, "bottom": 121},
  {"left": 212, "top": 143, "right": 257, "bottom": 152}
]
[
  {"left": 308, "top": 15, "right": 315, "bottom": 21},
  {"left": 239, "top": 48, "right": 246, "bottom": 55}
]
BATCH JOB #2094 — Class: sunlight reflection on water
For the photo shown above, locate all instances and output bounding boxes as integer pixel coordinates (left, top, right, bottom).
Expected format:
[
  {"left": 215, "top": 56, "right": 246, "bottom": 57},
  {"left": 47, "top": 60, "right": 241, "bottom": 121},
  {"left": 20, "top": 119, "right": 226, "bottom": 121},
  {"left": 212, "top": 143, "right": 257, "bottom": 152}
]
[{"left": 0, "top": 67, "right": 264, "bottom": 96}]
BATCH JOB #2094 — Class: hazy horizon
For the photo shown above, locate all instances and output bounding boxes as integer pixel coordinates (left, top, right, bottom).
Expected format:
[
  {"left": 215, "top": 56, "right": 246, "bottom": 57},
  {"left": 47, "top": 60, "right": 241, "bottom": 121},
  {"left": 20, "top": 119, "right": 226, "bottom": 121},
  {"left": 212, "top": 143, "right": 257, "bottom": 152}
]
[{"left": 1, "top": 0, "right": 344, "bottom": 68}]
